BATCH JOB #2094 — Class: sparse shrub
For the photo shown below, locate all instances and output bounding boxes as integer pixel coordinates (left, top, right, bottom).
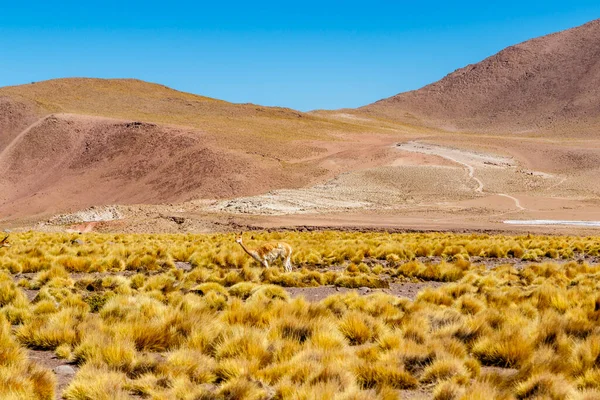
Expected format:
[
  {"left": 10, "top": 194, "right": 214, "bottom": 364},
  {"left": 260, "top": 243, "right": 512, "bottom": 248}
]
[
  {"left": 354, "top": 361, "right": 417, "bottom": 390},
  {"left": 228, "top": 282, "right": 259, "bottom": 299},
  {"left": 84, "top": 293, "right": 113, "bottom": 313},
  {"left": 339, "top": 312, "right": 375, "bottom": 345},
  {"left": 63, "top": 364, "right": 129, "bottom": 400},
  {"left": 0, "top": 314, "right": 56, "bottom": 399},
  {"left": 515, "top": 372, "right": 576, "bottom": 399},
  {"left": 16, "top": 307, "right": 82, "bottom": 349},
  {"left": 433, "top": 381, "right": 465, "bottom": 400},
  {"left": 421, "top": 358, "right": 469, "bottom": 384},
  {"left": 55, "top": 343, "right": 72, "bottom": 360},
  {"left": 250, "top": 284, "right": 290, "bottom": 301},
  {"left": 162, "top": 349, "right": 217, "bottom": 384},
  {"left": 472, "top": 326, "right": 533, "bottom": 367}
]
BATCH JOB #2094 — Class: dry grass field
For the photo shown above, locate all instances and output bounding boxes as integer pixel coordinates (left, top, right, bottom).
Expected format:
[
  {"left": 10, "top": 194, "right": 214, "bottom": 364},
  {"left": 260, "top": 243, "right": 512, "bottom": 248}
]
[{"left": 2, "top": 231, "right": 600, "bottom": 399}]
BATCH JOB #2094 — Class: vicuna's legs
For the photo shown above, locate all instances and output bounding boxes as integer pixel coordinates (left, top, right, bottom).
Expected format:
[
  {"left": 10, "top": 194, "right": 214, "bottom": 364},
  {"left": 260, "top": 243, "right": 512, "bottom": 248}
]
[{"left": 284, "top": 250, "right": 292, "bottom": 272}]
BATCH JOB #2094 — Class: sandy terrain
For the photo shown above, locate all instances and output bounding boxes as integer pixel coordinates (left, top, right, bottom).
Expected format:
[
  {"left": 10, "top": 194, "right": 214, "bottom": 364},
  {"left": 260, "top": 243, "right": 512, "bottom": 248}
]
[
  {"left": 12, "top": 132, "right": 596, "bottom": 236},
  {"left": 285, "top": 282, "right": 446, "bottom": 302},
  {"left": 188, "top": 136, "right": 597, "bottom": 234}
]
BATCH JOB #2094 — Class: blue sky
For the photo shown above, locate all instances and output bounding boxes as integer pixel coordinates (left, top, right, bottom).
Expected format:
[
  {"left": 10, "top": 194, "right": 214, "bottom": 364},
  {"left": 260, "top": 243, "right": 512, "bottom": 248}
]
[{"left": 1, "top": 1, "right": 599, "bottom": 111}]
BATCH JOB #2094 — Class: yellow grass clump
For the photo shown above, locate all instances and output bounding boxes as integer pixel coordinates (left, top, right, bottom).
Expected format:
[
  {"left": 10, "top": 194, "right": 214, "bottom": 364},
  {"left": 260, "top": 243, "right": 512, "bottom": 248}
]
[{"left": 0, "top": 231, "right": 600, "bottom": 397}]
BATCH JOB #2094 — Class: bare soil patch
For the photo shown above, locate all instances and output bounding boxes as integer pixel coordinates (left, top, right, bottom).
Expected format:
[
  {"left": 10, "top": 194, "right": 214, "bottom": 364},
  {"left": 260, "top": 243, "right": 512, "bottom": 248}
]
[
  {"left": 286, "top": 282, "right": 446, "bottom": 302},
  {"left": 28, "top": 349, "right": 77, "bottom": 399}
]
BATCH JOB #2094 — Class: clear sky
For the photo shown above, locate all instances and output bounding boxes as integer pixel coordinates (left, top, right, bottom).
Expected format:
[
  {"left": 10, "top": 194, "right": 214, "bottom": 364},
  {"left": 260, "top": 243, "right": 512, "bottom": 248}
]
[{"left": 1, "top": 1, "right": 599, "bottom": 111}]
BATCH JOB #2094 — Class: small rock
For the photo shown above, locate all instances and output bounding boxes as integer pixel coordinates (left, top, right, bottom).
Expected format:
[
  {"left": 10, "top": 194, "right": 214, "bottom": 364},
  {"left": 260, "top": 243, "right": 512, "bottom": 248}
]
[
  {"left": 199, "top": 383, "right": 218, "bottom": 392},
  {"left": 169, "top": 216, "right": 186, "bottom": 224},
  {"left": 175, "top": 262, "right": 192, "bottom": 271},
  {"left": 71, "top": 239, "right": 84, "bottom": 245},
  {"left": 54, "top": 365, "right": 76, "bottom": 375}
]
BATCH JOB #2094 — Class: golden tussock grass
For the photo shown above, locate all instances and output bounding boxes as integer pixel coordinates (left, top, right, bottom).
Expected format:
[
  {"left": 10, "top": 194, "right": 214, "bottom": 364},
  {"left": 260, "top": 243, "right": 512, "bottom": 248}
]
[
  {"left": 2, "top": 231, "right": 600, "bottom": 398},
  {"left": 0, "top": 315, "right": 55, "bottom": 400}
]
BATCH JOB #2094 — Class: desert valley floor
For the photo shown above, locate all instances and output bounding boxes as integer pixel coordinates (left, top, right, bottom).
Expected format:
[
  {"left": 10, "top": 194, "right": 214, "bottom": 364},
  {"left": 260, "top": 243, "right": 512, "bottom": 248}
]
[{"left": 14, "top": 126, "right": 598, "bottom": 237}]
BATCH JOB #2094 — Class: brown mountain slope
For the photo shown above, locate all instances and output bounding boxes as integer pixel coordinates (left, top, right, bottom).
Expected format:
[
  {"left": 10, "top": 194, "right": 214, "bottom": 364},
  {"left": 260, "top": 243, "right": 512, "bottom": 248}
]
[
  {"left": 0, "top": 114, "right": 296, "bottom": 217},
  {"left": 360, "top": 19, "right": 600, "bottom": 135},
  {"left": 0, "top": 79, "right": 405, "bottom": 220},
  {"left": 0, "top": 78, "right": 362, "bottom": 158},
  {"left": 0, "top": 96, "right": 44, "bottom": 150}
]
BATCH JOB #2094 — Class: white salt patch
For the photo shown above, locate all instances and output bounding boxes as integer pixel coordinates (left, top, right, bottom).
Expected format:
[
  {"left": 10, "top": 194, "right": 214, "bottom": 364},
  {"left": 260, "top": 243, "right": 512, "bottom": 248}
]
[{"left": 504, "top": 220, "right": 600, "bottom": 227}]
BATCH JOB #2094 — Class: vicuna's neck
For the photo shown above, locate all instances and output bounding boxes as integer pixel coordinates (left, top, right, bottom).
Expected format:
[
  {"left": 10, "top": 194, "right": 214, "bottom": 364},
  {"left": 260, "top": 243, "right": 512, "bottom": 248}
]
[{"left": 237, "top": 241, "right": 253, "bottom": 255}]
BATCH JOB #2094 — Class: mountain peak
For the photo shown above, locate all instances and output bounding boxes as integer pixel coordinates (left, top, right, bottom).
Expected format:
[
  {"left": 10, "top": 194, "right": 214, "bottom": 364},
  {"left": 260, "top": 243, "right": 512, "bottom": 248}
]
[{"left": 361, "top": 18, "right": 600, "bottom": 135}]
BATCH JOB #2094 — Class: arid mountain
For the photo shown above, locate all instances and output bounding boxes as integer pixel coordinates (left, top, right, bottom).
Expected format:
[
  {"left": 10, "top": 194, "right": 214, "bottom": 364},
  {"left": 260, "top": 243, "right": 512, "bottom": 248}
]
[
  {"left": 4, "top": 16, "right": 600, "bottom": 232},
  {"left": 361, "top": 19, "right": 600, "bottom": 135},
  {"left": 0, "top": 78, "right": 398, "bottom": 219}
]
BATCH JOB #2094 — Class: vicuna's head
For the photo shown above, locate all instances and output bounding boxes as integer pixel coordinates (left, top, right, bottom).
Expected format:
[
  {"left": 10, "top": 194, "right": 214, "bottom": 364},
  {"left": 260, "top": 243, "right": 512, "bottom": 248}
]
[
  {"left": 235, "top": 232, "right": 243, "bottom": 244},
  {"left": 0, "top": 235, "right": 10, "bottom": 248}
]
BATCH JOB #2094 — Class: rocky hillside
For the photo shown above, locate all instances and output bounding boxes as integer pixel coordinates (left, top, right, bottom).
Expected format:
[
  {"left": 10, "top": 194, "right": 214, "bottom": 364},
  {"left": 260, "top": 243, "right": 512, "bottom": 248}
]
[{"left": 361, "top": 19, "right": 600, "bottom": 135}]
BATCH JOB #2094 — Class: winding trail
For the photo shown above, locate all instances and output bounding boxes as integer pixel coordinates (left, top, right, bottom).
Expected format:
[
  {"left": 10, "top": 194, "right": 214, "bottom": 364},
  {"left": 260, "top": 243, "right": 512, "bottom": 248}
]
[
  {"left": 497, "top": 194, "right": 525, "bottom": 210},
  {"left": 546, "top": 176, "right": 567, "bottom": 190},
  {"left": 0, "top": 115, "right": 51, "bottom": 157},
  {"left": 439, "top": 154, "right": 484, "bottom": 193},
  {"left": 0, "top": 114, "right": 52, "bottom": 174},
  {"left": 396, "top": 141, "right": 526, "bottom": 211}
]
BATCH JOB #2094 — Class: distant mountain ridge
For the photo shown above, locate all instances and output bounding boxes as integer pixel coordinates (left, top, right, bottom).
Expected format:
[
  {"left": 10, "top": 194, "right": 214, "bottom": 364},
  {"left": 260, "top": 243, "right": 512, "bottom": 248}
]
[{"left": 360, "top": 19, "right": 600, "bottom": 135}]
